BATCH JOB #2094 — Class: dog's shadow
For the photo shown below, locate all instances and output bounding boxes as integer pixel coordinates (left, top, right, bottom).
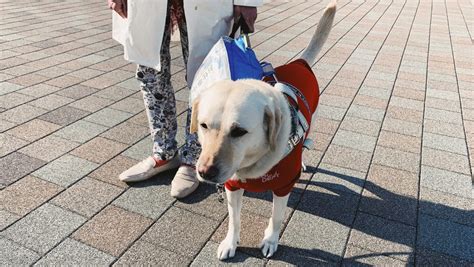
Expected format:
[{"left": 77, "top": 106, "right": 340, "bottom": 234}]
[{"left": 126, "top": 166, "right": 472, "bottom": 265}]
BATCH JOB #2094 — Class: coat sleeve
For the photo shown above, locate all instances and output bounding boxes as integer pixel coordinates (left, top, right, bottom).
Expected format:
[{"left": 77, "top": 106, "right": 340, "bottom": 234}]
[{"left": 233, "top": 0, "right": 263, "bottom": 6}]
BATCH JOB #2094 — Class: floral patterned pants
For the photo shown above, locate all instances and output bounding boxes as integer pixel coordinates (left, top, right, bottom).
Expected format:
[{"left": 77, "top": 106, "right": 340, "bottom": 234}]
[{"left": 135, "top": 0, "right": 200, "bottom": 166}]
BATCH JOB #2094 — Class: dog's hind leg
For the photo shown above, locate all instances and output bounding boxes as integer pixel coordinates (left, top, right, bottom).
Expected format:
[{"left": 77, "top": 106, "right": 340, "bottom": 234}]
[
  {"left": 218, "top": 188, "right": 244, "bottom": 260},
  {"left": 261, "top": 192, "right": 290, "bottom": 258}
]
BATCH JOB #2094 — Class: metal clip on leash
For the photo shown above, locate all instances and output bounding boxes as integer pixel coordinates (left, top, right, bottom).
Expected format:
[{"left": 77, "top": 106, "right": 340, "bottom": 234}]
[{"left": 216, "top": 183, "right": 225, "bottom": 203}]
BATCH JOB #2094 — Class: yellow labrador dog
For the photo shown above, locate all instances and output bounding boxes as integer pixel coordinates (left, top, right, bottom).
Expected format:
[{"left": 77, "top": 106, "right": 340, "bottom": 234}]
[{"left": 191, "top": 1, "right": 337, "bottom": 260}]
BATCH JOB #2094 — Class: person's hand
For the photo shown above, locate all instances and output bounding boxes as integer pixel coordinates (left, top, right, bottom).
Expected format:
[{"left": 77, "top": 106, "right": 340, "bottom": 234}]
[
  {"left": 233, "top": 5, "right": 257, "bottom": 33},
  {"left": 108, "top": 0, "right": 127, "bottom": 19}
]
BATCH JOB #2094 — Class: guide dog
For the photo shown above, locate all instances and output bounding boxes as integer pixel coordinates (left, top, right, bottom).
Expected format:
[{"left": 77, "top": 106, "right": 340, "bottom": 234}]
[{"left": 191, "top": 1, "right": 337, "bottom": 260}]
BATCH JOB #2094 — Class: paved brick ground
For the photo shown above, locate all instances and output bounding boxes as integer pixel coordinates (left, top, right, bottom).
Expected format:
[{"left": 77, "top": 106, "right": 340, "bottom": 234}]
[{"left": 0, "top": 0, "right": 473, "bottom": 266}]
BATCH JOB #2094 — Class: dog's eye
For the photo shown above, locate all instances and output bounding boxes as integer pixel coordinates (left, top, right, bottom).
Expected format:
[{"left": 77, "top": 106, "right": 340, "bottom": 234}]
[
  {"left": 200, "top": 123, "right": 208, "bottom": 129},
  {"left": 230, "top": 127, "right": 248, "bottom": 138}
]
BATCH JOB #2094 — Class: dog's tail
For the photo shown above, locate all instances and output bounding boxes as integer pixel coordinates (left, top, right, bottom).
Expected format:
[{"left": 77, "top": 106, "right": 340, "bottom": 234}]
[{"left": 300, "top": 0, "right": 337, "bottom": 65}]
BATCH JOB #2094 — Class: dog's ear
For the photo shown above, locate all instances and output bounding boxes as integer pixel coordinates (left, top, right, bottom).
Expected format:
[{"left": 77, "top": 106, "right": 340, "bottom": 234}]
[
  {"left": 190, "top": 97, "right": 200, "bottom": 133},
  {"left": 264, "top": 103, "right": 282, "bottom": 150}
]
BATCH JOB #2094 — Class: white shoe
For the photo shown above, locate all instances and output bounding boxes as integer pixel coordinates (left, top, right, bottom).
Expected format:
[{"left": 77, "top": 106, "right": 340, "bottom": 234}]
[
  {"left": 119, "top": 156, "right": 180, "bottom": 182},
  {"left": 170, "top": 165, "right": 199, "bottom": 198}
]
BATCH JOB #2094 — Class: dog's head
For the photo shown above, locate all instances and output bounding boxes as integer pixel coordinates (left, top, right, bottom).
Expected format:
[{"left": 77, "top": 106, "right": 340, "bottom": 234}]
[{"left": 191, "top": 79, "right": 284, "bottom": 184}]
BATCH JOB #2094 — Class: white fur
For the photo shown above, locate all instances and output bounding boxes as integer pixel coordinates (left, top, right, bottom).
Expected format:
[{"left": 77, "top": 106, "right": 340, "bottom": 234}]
[{"left": 192, "top": 1, "right": 337, "bottom": 260}]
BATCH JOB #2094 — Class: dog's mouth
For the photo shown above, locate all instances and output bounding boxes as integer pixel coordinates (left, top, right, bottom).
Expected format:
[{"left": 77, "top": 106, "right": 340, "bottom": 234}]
[{"left": 196, "top": 167, "right": 236, "bottom": 185}]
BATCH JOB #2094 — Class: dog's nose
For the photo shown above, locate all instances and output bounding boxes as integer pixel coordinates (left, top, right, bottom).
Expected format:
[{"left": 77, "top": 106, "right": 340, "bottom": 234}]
[{"left": 198, "top": 165, "right": 219, "bottom": 181}]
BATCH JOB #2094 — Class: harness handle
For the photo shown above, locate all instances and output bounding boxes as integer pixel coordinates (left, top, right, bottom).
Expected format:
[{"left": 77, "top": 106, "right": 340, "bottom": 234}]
[{"left": 230, "top": 17, "right": 252, "bottom": 48}]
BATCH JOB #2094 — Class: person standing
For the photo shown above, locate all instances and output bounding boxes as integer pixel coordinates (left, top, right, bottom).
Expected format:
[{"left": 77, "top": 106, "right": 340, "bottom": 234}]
[{"left": 109, "top": 0, "right": 261, "bottom": 198}]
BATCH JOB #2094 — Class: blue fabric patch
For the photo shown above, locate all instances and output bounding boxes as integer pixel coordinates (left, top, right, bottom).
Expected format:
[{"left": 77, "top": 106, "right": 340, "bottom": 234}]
[{"left": 222, "top": 36, "right": 263, "bottom": 81}]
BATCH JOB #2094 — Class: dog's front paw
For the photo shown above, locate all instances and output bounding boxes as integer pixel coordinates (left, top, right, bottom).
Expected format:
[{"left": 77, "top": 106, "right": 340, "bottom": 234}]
[
  {"left": 217, "top": 239, "right": 238, "bottom": 260},
  {"left": 260, "top": 235, "right": 279, "bottom": 258}
]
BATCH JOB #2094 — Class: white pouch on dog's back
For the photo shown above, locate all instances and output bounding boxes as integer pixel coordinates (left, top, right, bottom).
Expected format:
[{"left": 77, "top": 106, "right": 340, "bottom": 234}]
[
  {"left": 112, "top": 0, "right": 167, "bottom": 70},
  {"left": 190, "top": 39, "right": 231, "bottom": 103}
]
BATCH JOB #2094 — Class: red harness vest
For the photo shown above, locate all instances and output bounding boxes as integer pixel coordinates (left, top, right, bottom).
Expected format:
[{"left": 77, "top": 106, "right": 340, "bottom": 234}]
[{"left": 225, "top": 59, "right": 320, "bottom": 197}]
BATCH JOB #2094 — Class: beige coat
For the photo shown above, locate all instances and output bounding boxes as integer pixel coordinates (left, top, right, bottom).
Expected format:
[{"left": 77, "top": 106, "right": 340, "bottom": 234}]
[{"left": 113, "top": 0, "right": 262, "bottom": 86}]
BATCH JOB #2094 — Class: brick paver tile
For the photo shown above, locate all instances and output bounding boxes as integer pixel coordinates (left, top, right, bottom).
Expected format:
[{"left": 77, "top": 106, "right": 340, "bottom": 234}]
[
  {"left": 29, "top": 94, "right": 74, "bottom": 111},
  {"left": 122, "top": 137, "right": 153, "bottom": 161},
  {"left": 352, "top": 94, "right": 388, "bottom": 110},
  {"left": 0, "top": 104, "right": 48, "bottom": 124},
  {"left": 113, "top": 182, "right": 175, "bottom": 220},
  {"left": 339, "top": 116, "right": 381, "bottom": 137},
  {"left": 423, "top": 132, "right": 468, "bottom": 155},
  {"left": 386, "top": 105, "right": 423, "bottom": 123},
  {"left": 423, "top": 119, "right": 465, "bottom": 139},
  {"left": 142, "top": 207, "right": 219, "bottom": 258},
  {"left": 101, "top": 121, "right": 148, "bottom": 145},
  {"left": 314, "top": 163, "right": 366, "bottom": 195},
  {"left": 2, "top": 203, "right": 86, "bottom": 254},
  {"left": 114, "top": 240, "right": 192, "bottom": 266},
  {"left": 128, "top": 111, "right": 149, "bottom": 127},
  {"left": 93, "top": 86, "right": 135, "bottom": 101},
  {"left": 425, "top": 97, "right": 461, "bottom": 112},
  {"left": 343, "top": 245, "right": 407, "bottom": 266},
  {"left": 419, "top": 186, "right": 474, "bottom": 228},
  {"left": 40, "top": 106, "right": 90, "bottom": 126},
  {"left": 70, "top": 136, "right": 127, "bottom": 164},
  {"left": 73, "top": 205, "right": 153, "bottom": 257},
  {"left": 416, "top": 248, "right": 472, "bottom": 266},
  {"left": 348, "top": 212, "right": 415, "bottom": 263},
  {"left": 392, "top": 86, "right": 425, "bottom": 101},
  {"left": 84, "top": 108, "right": 132, "bottom": 128},
  {"left": 0, "top": 133, "right": 28, "bottom": 157},
  {"left": 360, "top": 164, "right": 418, "bottom": 225},
  {"left": 0, "top": 92, "right": 34, "bottom": 109},
  {"left": 417, "top": 214, "right": 474, "bottom": 261},
  {"left": 176, "top": 183, "right": 233, "bottom": 221},
  {"left": 377, "top": 130, "right": 421, "bottom": 154},
  {"left": 359, "top": 86, "right": 392, "bottom": 100},
  {"left": 33, "top": 154, "right": 98, "bottom": 187},
  {"left": 322, "top": 145, "right": 372, "bottom": 173},
  {"left": 0, "top": 152, "right": 45, "bottom": 187},
  {"left": 332, "top": 130, "right": 377, "bottom": 153},
  {"left": 54, "top": 120, "right": 108, "bottom": 143},
  {"left": 52, "top": 177, "right": 123, "bottom": 218},
  {"left": 0, "top": 81, "right": 23, "bottom": 95},
  {"left": 19, "top": 135, "right": 79, "bottom": 161},
  {"left": 373, "top": 146, "right": 420, "bottom": 173},
  {"left": 316, "top": 104, "right": 347, "bottom": 121},
  {"left": 55, "top": 84, "right": 98, "bottom": 99},
  {"left": 0, "top": 210, "right": 20, "bottom": 231},
  {"left": 312, "top": 117, "right": 339, "bottom": 135},
  {"left": 319, "top": 94, "right": 353, "bottom": 109},
  {"left": 424, "top": 107, "right": 463, "bottom": 125},
  {"left": 45, "top": 75, "right": 83, "bottom": 88},
  {"left": 422, "top": 147, "right": 471, "bottom": 175},
  {"left": 0, "top": 119, "right": 16, "bottom": 132},
  {"left": 110, "top": 97, "right": 144, "bottom": 114},
  {"left": 279, "top": 210, "right": 350, "bottom": 263},
  {"left": 191, "top": 241, "right": 265, "bottom": 266},
  {"left": 7, "top": 119, "right": 61, "bottom": 142},
  {"left": 0, "top": 175, "right": 62, "bottom": 216},
  {"left": 0, "top": 238, "right": 40, "bottom": 266},
  {"left": 17, "top": 84, "right": 62, "bottom": 97},
  {"left": 421, "top": 165, "right": 471, "bottom": 198},
  {"left": 35, "top": 238, "right": 115, "bottom": 267},
  {"left": 382, "top": 117, "right": 422, "bottom": 137},
  {"left": 88, "top": 155, "right": 136, "bottom": 188},
  {"left": 347, "top": 104, "right": 385, "bottom": 122},
  {"left": 68, "top": 95, "right": 114, "bottom": 112}
]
